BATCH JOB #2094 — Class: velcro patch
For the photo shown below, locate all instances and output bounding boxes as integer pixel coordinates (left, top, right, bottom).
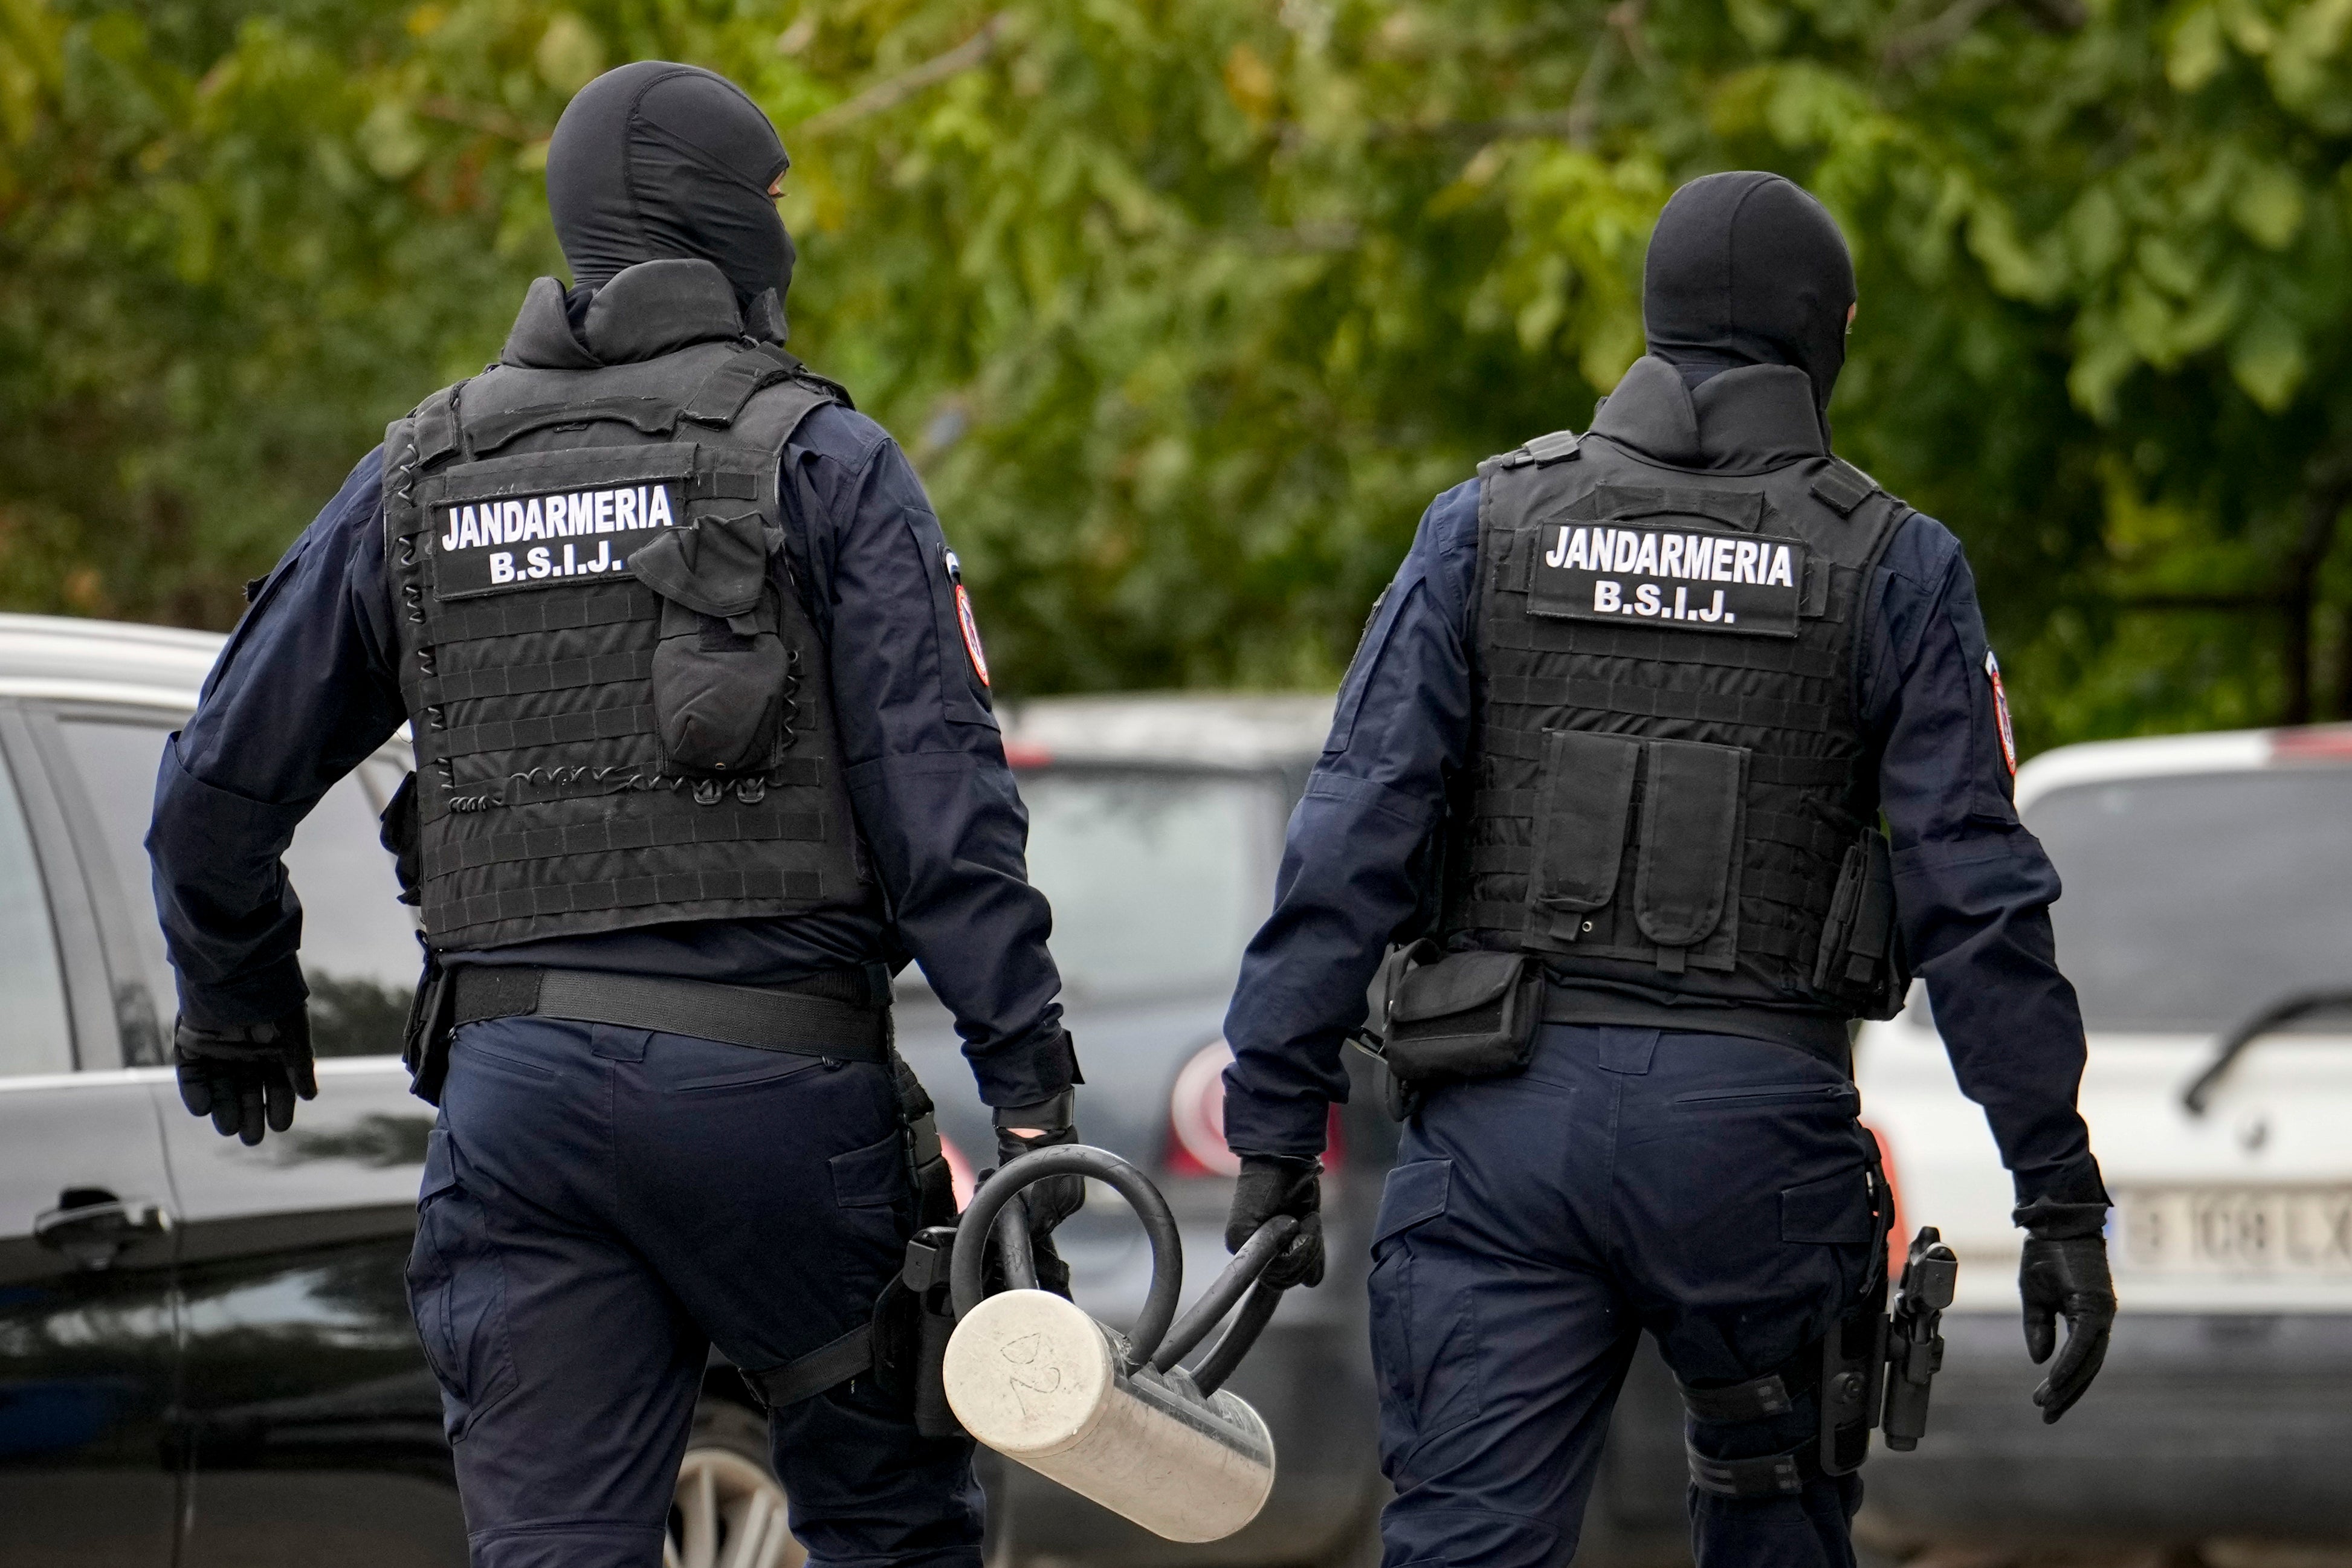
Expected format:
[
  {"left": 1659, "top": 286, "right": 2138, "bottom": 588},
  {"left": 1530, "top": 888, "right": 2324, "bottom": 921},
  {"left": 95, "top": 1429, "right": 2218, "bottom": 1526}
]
[
  {"left": 1526, "top": 518, "right": 1805, "bottom": 639},
  {"left": 431, "top": 482, "right": 683, "bottom": 599}
]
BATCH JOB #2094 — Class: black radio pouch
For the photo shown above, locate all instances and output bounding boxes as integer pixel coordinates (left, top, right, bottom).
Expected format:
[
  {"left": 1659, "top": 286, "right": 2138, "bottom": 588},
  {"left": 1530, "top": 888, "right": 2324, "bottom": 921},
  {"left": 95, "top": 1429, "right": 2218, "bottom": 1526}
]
[
  {"left": 1376, "top": 940, "right": 1543, "bottom": 1086},
  {"left": 634, "top": 511, "right": 794, "bottom": 776},
  {"left": 384, "top": 770, "right": 456, "bottom": 1106},
  {"left": 1812, "top": 828, "right": 1909, "bottom": 1021},
  {"left": 401, "top": 952, "right": 456, "bottom": 1106}
]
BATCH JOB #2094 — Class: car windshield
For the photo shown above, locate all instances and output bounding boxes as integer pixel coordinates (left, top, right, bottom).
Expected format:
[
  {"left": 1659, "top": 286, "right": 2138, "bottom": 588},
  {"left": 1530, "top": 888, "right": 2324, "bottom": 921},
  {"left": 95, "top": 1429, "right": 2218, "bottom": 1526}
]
[
  {"left": 1016, "top": 768, "right": 1268, "bottom": 1002},
  {"left": 2030, "top": 766, "right": 2352, "bottom": 1033}
]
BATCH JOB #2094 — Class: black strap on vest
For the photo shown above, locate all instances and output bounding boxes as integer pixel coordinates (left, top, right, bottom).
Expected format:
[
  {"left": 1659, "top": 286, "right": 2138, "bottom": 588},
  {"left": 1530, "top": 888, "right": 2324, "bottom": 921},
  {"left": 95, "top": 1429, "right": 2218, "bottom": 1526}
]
[
  {"left": 451, "top": 966, "right": 888, "bottom": 1059},
  {"left": 1807, "top": 459, "right": 1879, "bottom": 517},
  {"left": 413, "top": 385, "right": 464, "bottom": 469},
  {"left": 1492, "top": 428, "right": 1583, "bottom": 468},
  {"left": 453, "top": 349, "right": 836, "bottom": 459},
  {"left": 686, "top": 468, "right": 761, "bottom": 501},
  {"left": 467, "top": 395, "right": 682, "bottom": 454},
  {"left": 682, "top": 347, "right": 803, "bottom": 428}
]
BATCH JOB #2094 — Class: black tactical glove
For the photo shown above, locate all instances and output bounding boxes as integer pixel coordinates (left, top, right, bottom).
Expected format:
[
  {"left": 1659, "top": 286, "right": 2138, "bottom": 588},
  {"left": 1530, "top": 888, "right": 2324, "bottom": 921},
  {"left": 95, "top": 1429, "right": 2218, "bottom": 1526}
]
[
  {"left": 174, "top": 1010, "right": 318, "bottom": 1147},
  {"left": 993, "top": 1093, "right": 1082, "bottom": 1299},
  {"left": 2019, "top": 1231, "right": 2115, "bottom": 1423},
  {"left": 994, "top": 1092, "right": 1084, "bottom": 1231},
  {"left": 1226, "top": 1153, "right": 1325, "bottom": 1290}
]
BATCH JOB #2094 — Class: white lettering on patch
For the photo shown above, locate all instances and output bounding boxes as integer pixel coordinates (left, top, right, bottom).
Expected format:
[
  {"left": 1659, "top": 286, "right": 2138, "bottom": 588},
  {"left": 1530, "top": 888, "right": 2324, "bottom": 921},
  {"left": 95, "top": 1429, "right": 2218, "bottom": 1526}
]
[
  {"left": 431, "top": 480, "right": 687, "bottom": 599},
  {"left": 1529, "top": 516, "right": 1801, "bottom": 637}
]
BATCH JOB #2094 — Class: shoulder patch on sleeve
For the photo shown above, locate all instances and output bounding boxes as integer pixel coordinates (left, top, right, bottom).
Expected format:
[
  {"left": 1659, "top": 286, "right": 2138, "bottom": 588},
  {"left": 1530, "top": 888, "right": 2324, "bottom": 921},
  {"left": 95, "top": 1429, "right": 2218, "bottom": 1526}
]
[
  {"left": 1986, "top": 649, "right": 2017, "bottom": 775},
  {"left": 946, "top": 549, "right": 990, "bottom": 688},
  {"left": 1809, "top": 458, "right": 1879, "bottom": 517}
]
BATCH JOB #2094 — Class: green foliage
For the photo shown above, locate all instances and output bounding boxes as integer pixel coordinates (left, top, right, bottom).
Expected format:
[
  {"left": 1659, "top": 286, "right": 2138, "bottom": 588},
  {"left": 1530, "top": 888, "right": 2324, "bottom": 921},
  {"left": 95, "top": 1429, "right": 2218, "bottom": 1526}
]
[{"left": 5, "top": 0, "right": 2352, "bottom": 753}]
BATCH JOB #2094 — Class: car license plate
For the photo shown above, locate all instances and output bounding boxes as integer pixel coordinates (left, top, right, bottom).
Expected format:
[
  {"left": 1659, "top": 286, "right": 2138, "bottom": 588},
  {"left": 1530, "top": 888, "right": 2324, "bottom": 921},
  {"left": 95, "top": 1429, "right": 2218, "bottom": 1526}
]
[{"left": 2116, "top": 1187, "right": 2352, "bottom": 1275}]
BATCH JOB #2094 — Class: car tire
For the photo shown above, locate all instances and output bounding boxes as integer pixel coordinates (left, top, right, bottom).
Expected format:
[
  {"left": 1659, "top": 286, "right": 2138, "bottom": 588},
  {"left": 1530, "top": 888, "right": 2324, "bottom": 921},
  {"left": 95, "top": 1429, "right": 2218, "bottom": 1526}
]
[{"left": 667, "top": 1401, "right": 806, "bottom": 1568}]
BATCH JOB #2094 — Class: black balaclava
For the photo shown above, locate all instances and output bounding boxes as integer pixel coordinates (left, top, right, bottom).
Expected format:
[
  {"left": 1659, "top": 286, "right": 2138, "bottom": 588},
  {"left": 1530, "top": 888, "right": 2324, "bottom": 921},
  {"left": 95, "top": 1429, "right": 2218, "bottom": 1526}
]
[
  {"left": 1642, "top": 172, "right": 1856, "bottom": 420},
  {"left": 546, "top": 61, "right": 795, "bottom": 329}
]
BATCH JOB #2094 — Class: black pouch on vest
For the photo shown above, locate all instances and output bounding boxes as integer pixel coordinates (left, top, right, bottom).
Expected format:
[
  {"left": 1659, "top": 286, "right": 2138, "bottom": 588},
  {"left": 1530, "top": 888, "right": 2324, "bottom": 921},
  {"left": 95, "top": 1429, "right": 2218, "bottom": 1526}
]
[
  {"left": 1632, "top": 738, "right": 1746, "bottom": 976},
  {"left": 377, "top": 770, "right": 422, "bottom": 906},
  {"left": 401, "top": 952, "right": 456, "bottom": 1106},
  {"left": 1525, "top": 730, "right": 1640, "bottom": 946},
  {"left": 1525, "top": 731, "right": 1745, "bottom": 975},
  {"left": 1380, "top": 940, "right": 1543, "bottom": 1083},
  {"left": 1813, "top": 827, "right": 1908, "bottom": 1020},
  {"left": 633, "top": 512, "right": 792, "bottom": 775}
]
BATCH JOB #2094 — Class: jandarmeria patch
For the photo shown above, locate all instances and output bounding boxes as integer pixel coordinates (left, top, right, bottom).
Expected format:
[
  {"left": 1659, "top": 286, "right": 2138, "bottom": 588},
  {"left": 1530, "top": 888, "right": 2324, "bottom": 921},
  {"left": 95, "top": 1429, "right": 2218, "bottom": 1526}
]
[
  {"left": 1527, "top": 520, "right": 1804, "bottom": 638},
  {"left": 433, "top": 482, "right": 682, "bottom": 598}
]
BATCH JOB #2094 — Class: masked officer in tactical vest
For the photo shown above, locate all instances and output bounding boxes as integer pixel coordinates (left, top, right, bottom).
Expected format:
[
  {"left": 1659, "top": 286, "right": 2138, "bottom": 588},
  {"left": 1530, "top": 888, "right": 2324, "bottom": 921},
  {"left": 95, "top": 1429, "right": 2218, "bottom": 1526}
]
[
  {"left": 1216, "top": 173, "right": 2116, "bottom": 1568},
  {"left": 146, "top": 62, "right": 1084, "bottom": 1568}
]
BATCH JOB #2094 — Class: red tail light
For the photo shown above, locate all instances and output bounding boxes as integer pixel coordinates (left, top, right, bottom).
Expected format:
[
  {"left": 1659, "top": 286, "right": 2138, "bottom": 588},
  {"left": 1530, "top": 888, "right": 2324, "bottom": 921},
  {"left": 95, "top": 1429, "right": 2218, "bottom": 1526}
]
[
  {"left": 1168, "top": 1040, "right": 1242, "bottom": 1177},
  {"left": 2270, "top": 723, "right": 2352, "bottom": 761},
  {"left": 1165, "top": 1039, "right": 1346, "bottom": 1178}
]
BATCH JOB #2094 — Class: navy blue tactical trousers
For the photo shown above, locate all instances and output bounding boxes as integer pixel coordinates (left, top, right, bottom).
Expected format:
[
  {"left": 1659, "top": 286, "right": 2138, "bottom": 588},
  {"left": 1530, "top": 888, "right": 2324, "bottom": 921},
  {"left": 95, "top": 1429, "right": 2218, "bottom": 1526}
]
[
  {"left": 1371, "top": 1024, "right": 1879, "bottom": 1568},
  {"left": 404, "top": 1016, "right": 983, "bottom": 1568}
]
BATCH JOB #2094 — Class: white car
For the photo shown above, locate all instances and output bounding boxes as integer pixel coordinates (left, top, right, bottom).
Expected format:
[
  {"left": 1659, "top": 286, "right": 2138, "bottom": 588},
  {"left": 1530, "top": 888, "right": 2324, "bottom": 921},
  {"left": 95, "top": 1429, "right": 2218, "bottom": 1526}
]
[{"left": 1855, "top": 724, "right": 2352, "bottom": 1546}]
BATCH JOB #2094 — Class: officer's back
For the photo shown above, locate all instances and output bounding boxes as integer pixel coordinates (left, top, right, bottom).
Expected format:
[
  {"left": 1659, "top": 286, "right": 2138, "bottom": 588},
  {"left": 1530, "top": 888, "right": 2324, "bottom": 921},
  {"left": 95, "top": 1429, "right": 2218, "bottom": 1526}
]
[
  {"left": 147, "top": 61, "right": 1082, "bottom": 1568},
  {"left": 1215, "top": 172, "right": 2117, "bottom": 1568}
]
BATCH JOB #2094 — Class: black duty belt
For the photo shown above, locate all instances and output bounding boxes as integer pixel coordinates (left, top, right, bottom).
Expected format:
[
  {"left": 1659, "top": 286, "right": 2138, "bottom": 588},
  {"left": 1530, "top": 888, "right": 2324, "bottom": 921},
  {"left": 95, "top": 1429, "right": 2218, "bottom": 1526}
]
[
  {"left": 1540, "top": 983, "right": 1853, "bottom": 1074},
  {"left": 451, "top": 965, "right": 889, "bottom": 1062}
]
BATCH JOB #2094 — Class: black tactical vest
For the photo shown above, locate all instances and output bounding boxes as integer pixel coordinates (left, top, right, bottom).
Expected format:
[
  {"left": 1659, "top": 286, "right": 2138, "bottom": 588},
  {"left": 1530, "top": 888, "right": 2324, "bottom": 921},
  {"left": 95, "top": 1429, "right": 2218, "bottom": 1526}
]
[
  {"left": 381, "top": 260, "right": 865, "bottom": 952},
  {"left": 1441, "top": 367, "right": 1911, "bottom": 1020}
]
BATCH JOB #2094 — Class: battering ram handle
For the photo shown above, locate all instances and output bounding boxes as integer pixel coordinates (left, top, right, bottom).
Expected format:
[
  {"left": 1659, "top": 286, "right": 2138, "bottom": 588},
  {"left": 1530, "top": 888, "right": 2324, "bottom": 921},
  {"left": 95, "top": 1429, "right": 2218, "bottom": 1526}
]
[{"left": 951, "top": 1144, "right": 1186, "bottom": 1375}]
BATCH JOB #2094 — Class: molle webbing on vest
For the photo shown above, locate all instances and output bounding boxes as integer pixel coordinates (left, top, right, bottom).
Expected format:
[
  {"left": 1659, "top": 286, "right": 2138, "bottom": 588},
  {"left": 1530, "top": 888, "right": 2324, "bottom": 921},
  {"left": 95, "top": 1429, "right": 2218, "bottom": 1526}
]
[
  {"left": 383, "top": 335, "right": 866, "bottom": 952},
  {"left": 1443, "top": 437, "right": 1910, "bottom": 1016}
]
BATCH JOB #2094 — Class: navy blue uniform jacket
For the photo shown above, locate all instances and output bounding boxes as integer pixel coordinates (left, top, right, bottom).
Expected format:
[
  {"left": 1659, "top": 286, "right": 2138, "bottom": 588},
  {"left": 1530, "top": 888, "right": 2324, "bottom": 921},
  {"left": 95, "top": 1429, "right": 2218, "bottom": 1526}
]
[
  {"left": 148, "top": 401, "right": 1074, "bottom": 1109},
  {"left": 1221, "top": 362, "right": 2103, "bottom": 1210}
]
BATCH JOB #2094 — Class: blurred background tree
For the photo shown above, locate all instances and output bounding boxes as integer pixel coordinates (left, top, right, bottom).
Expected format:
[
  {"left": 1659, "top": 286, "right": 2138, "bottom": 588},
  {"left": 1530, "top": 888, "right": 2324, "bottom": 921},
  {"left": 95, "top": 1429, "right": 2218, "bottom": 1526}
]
[{"left": 1, "top": 0, "right": 2348, "bottom": 753}]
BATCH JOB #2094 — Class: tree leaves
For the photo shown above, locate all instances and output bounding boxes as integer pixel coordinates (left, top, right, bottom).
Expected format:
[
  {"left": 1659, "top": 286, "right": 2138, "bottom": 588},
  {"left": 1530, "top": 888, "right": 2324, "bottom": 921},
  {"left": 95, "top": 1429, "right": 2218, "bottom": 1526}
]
[{"left": 1, "top": 0, "right": 2350, "bottom": 745}]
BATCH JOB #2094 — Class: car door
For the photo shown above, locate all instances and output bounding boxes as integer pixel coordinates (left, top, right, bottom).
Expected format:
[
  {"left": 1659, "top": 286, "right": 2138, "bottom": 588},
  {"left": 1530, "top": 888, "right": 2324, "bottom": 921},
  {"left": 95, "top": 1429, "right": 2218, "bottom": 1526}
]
[
  {"left": 0, "top": 704, "right": 181, "bottom": 1568},
  {"left": 31, "top": 705, "right": 465, "bottom": 1567}
]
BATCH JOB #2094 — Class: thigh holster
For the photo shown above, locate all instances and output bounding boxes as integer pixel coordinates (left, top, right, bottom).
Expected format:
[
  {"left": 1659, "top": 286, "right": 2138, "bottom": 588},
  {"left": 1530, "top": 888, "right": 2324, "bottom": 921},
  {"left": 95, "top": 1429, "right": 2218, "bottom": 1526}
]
[
  {"left": 1678, "top": 1161, "right": 1894, "bottom": 1498},
  {"left": 1678, "top": 1299, "right": 1887, "bottom": 1497}
]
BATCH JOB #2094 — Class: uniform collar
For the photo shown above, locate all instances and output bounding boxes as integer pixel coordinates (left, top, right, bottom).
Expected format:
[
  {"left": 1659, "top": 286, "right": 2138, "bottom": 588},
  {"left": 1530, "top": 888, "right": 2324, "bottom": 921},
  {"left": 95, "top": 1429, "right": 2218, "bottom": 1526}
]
[
  {"left": 499, "top": 258, "right": 745, "bottom": 369},
  {"left": 1588, "top": 355, "right": 1826, "bottom": 473}
]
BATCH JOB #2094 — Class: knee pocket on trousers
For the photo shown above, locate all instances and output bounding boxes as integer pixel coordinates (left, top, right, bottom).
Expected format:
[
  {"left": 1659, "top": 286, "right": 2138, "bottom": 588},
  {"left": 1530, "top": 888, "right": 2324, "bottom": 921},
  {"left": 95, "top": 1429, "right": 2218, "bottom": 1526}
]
[
  {"left": 406, "top": 1124, "right": 521, "bottom": 1442},
  {"left": 1368, "top": 1160, "right": 1484, "bottom": 1462}
]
